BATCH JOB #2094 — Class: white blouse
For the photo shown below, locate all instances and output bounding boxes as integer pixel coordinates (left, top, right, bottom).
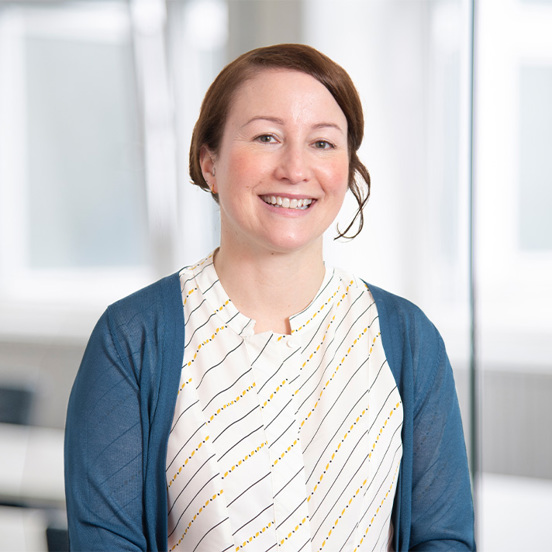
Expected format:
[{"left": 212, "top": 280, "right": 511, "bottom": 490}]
[{"left": 166, "top": 252, "right": 403, "bottom": 552}]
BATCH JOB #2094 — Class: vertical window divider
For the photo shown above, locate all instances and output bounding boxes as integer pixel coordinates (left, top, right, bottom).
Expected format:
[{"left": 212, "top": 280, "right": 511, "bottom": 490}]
[{"left": 129, "top": 0, "right": 179, "bottom": 276}]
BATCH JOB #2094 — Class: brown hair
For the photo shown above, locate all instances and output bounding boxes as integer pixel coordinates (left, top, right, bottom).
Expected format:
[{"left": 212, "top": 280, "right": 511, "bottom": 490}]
[{"left": 189, "top": 43, "right": 370, "bottom": 239}]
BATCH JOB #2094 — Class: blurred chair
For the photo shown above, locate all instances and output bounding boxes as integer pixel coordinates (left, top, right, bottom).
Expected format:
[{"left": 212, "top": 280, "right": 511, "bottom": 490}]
[
  {"left": 46, "top": 525, "right": 69, "bottom": 552},
  {"left": 45, "top": 508, "right": 69, "bottom": 552},
  {"left": 0, "top": 384, "right": 35, "bottom": 425}
]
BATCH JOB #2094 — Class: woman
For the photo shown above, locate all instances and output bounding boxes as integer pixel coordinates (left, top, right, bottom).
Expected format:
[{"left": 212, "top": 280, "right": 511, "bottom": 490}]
[{"left": 65, "top": 44, "right": 475, "bottom": 551}]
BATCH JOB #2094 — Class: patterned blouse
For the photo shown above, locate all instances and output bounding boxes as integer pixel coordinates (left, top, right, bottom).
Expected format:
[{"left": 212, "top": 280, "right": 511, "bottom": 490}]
[{"left": 166, "top": 252, "right": 403, "bottom": 552}]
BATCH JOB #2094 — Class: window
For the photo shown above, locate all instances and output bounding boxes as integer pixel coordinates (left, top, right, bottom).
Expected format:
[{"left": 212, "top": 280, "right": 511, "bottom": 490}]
[
  {"left": 0, "top": 2, "right": 151, "bottom": 325},
  {"left": 0, "top": 0, "right": 222, "bottom": 337}
]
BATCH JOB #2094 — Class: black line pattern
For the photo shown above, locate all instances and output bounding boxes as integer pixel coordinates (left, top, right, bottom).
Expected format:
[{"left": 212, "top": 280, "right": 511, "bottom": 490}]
[{"left": 166, "top": 255, "right": 403, "bottom": 551}]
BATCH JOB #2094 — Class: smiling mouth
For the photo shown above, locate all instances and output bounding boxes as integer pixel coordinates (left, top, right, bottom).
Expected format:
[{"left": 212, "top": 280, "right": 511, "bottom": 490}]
[{"left": 261, "top": 195, "right": 314, "bottom": 210}]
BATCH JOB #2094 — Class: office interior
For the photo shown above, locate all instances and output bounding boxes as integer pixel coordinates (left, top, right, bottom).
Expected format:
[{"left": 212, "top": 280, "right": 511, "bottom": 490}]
[{"left": 0, "top": 0, "right": 551, "bottom": 550}]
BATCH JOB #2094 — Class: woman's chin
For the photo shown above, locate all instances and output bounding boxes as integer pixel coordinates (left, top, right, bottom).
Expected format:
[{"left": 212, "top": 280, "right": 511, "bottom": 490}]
[{"left": 256, "top": 233, "right": 324, "bottom": 258}]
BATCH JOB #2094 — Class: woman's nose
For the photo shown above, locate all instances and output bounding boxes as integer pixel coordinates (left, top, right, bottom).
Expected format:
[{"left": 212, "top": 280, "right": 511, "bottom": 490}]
[{"left": 274, "top": 145, "right": 311, "bottom": 184}]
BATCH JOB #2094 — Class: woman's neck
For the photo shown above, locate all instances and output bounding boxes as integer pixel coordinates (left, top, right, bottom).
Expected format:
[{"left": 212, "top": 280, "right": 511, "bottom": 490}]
[{"left": 214, "top": 246, "right": 326, "bottom": 335}]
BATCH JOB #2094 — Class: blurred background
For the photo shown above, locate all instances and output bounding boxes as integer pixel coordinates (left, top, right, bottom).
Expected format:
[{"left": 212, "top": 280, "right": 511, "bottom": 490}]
[{"left": 0, "top": 0, "right": 551, "bottom": 550}]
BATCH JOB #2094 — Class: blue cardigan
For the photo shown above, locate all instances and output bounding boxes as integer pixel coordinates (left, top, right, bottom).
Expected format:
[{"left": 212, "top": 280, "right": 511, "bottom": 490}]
[{"left": 65, "top": 273, "right": 475, "bottom": 551}]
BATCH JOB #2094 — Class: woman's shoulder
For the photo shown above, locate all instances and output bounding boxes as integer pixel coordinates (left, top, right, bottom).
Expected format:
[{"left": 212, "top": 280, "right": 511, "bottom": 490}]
[
  {"left": 360, "top": 280, "right": 447, "bottom": 373},
  {"left": 106, "top": 271, "right": 182, "bottom": 326},
  {"left": 86, "top": 272, "right": 184, "bottom": 363},
  {"left": 362, "top": 281, "right": 439, "bottom": 337},
  {"left": 328, "top": 266, "right": 437, "bottom": 339}
]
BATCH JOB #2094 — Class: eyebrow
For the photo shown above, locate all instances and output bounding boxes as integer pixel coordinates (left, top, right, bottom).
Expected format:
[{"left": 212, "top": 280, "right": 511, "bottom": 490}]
[
  {"left": 243, "top": 116, "right": 345, "bottom": 133},
  {"left": 312, "top": 122, "right": 345, "bottom": 133}
]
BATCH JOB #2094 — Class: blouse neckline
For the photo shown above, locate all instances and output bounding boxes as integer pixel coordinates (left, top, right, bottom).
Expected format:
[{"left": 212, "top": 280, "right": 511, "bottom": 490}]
[{"left": 190, "top": 250, "right": 344, "bottom": 339}]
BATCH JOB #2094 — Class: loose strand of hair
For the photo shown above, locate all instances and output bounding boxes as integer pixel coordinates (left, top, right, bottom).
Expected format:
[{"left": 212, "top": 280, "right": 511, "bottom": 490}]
[{"left": 334, "top": 165, "right": 371, "bottom": 240}]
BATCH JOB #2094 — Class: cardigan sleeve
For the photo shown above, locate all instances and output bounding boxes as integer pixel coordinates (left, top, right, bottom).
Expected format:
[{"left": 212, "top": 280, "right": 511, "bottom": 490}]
[
  {"left": 408, "top": 323, "right": 475, "bottom": 550},
  {"left": 64, "top": 308, "right": 146, "bottom": 551},
  {"left": 369, "top": 283, "right": 475, "bottom": 551},
  {"left": 65, "top": 273, "right": 185, "bottom": 552}
]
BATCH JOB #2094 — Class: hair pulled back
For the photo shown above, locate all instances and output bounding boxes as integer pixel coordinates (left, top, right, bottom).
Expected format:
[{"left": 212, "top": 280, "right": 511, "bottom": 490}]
[{"left": 189, "top": 43, "right": 370, "bottom": 239}]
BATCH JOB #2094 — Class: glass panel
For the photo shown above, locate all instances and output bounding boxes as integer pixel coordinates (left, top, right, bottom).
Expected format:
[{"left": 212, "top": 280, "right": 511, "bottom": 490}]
[
  {"left": 518, "top": 64, "right": 552, "bottom": 251},
  {"left": 477, "top": 0, "right": 552, "bottom": 549}
]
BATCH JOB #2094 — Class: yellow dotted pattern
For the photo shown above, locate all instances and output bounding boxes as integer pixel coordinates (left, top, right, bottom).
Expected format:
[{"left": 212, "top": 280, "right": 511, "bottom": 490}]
[
  {"left": 182, "top": 286, "right": 198, "bottom": 306},
  {"left": 261, "top": 380, "right": 287, "bottom": 409},
  {"left": 234, "top": 521, "right": 274, "bottom": 550},
  {"left": 167, "top": 436, "right": 210, "bottom": 488},
  {"left": 367, "top": 402, "right": 401, "bottom": 461},
  {"left": 291, "top": 281, "right": 353, "bottom": 335},
  {"left": 169, "top": 490, "right": 224, "bottom": 551},
  {"left": 177, "top": 377, "right": 193, "bottom": 396},
  {"left": 182, "top": 257, "right": 227, "bottom": 310},
  {"left": 335, "top": 281, "right": 355, "bottom": 306},
  {"left": 214, "top": 299, "right": 230, "bottom": 314},
  {"left": 186, "top": 254, "right": 213, "bottom": 273},
  {"left": 222, "top": 441, "right": 268, "bottom": 479},
  {"left": 206, "top": 383, "right": 256, "bottom": 424},
  {"left": 279, "top": 517, "right": 309, "bottom": 546},
  {"left": 298, "top": 330, "right": 377, "bottom": 430},
  {"left": 352, "top": 463, "right": 400, "bottom": 552},
  {"left": 318, "top": 477, "right": 370, "bottom": 550},
  {"left": 295, "top": 280, "right": 366, "bottom": 382},
  {"left": 295, "top": 316, "right": 332, "bottom": 375},
  {"left": 307, "top": 407, "right": 368, "bottom": 503},
  {"left": 185, "top": 326, "right": 227, "bottom": 367},
  {"left": 271, "top": 438, "right": 300, "bottom": 468}
]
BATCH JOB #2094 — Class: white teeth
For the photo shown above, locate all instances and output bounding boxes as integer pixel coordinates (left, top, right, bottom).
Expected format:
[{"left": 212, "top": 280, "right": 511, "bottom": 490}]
[{"left": 261, "top": 196, "right": 313, "bottom": 210}]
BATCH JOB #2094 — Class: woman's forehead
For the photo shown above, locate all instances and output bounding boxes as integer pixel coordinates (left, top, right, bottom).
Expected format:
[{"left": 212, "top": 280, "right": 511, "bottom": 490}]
[{"left": 224, "top": 69, "right": 347, "bottom": 129}]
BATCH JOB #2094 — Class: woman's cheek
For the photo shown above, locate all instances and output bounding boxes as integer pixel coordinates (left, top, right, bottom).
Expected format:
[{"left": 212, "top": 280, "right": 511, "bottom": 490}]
[{"left": 321, "top": 159, "right": 349, "bottom": 193}]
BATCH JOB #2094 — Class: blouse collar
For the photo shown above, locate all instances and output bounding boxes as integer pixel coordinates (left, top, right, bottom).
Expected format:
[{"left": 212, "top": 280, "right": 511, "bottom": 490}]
[{"left": 190, "top": 251, "right": 351, "bottom": 339}]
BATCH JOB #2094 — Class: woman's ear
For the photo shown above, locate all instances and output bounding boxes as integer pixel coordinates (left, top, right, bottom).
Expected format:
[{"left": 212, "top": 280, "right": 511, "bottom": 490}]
[{"left": 199, "top": 147, "right": 217, "bottom": 194}]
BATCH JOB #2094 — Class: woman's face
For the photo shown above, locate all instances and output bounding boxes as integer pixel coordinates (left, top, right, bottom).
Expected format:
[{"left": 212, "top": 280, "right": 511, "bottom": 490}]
[{"left": 202, "top": 69, "right": 349, "bottom": 259}]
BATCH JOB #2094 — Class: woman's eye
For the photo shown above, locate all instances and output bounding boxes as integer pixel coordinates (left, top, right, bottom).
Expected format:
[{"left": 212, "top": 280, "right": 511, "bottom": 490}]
[
  {"left": 313, "top": 140, "right": 334, "bottom": 149},
  {"left": 255, "top": 134, "right": 276, "bottom": 143}
]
